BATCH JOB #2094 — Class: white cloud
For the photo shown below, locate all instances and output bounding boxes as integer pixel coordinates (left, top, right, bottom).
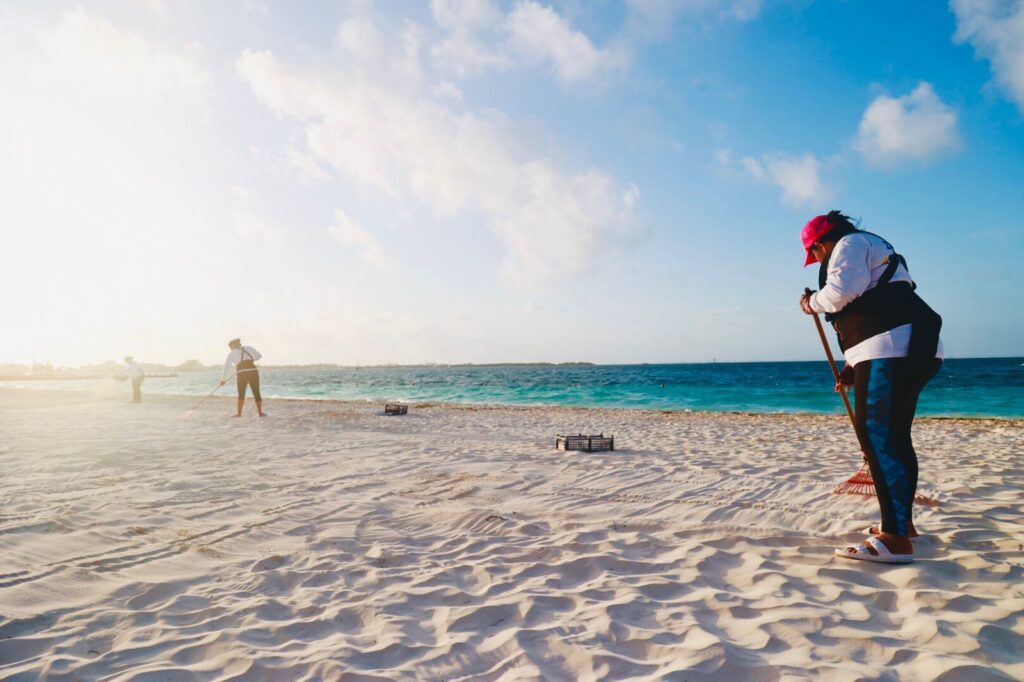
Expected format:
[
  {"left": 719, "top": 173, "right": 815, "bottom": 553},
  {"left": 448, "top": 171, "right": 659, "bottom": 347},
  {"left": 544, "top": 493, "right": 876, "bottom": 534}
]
[
  {"left": 951, "top": 0, "right": 1024, "bottom": 112},
  {"left": 855, "top": 82, "right": 960, "bottom": 166},
  {"left": 429, "top": 0, "right": 757, "bottom": 81},
  {"left": 505, "top": 1, "right": 625, "bottom": 82},
  {"left": 335, "top": 15, "right": 386, "bottom": 65},
  {"left": 431, "top": 33, "right": 513, "bottom": 78},
  {"left": 238, "top": 17, "right": 639, "bottom": 287},
  {"left": 432, "top": 80, "right": 465, "bottom": 103},
  {"left": 737, "top": 152, "right": 831, "bottom": 207},
  {"left": 430, "top": 0, "right": 621, "bottom": 83},
  {"left": 328, "top": 209, "right": 394, "bottom": 272},
  {"left": 43, "top": 7, "right": 210, "bottom": 97},
  {"left": 431, "top": 0, "right": 504, "bottom": 31}
]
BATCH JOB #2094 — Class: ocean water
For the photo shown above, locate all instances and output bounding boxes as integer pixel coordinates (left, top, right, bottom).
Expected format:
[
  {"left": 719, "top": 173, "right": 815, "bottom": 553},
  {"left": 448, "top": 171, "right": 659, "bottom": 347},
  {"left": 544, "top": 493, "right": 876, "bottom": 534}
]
[{"left": 7, "top": 358, "right": 1023, "bottom": 418}]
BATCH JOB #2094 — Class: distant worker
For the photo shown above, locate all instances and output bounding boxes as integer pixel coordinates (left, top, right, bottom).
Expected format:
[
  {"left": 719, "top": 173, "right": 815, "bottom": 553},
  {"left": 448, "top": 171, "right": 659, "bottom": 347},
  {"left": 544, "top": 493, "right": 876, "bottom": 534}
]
[
  {"left": 799, "top": 210, "right": 943, "bottom": 564},
  {"left": 220, "top": 338, "right": 266, "bottom": 418},
  {"left": 124, "top": 356, "right": 144, "bottom": 403}
]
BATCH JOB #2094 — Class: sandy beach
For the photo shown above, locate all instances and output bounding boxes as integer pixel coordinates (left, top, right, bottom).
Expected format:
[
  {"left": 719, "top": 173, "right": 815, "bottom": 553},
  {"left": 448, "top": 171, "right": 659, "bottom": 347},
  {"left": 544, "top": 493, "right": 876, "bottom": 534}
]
[{"left": 1, "top": 388, "right": 1022, "bottom": 681}]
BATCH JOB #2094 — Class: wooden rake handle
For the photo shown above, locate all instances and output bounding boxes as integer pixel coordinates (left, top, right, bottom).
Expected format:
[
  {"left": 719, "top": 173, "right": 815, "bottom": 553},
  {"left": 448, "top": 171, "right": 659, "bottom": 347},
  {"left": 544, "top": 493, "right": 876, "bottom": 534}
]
[
  {"left": 188, "top": 380, "right": 227, "bottom": 412},
  {"left": 806, "top": 288, "right": 856, "bottom": 429}
]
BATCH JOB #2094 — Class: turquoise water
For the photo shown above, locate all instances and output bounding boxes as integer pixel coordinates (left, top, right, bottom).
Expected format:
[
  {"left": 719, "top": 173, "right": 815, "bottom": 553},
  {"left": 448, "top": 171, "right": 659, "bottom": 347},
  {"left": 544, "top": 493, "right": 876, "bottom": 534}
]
[{"left": 8, "top": 358, "right": 1023, "bottom": 418}]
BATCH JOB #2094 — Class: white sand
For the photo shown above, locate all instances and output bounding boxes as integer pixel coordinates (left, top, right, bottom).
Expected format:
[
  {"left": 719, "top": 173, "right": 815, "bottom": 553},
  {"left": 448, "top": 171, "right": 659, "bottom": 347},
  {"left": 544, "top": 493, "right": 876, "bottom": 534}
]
[{"left": 1, "top": 388, "right": 1022, "bottom": 681}]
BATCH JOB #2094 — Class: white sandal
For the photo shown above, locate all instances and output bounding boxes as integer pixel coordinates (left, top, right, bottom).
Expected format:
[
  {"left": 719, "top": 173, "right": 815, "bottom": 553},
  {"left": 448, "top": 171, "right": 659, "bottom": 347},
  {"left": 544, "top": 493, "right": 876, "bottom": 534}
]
[{"left": 835, "top": 536, "right": 913, "bottom": 564}]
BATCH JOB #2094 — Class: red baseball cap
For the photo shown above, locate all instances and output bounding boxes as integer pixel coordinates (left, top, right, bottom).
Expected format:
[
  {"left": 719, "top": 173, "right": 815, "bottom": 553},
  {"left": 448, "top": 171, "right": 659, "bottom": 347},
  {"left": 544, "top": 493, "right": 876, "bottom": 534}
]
[{"left": 800, "top": 214, "right": 832, "bottom": 267}]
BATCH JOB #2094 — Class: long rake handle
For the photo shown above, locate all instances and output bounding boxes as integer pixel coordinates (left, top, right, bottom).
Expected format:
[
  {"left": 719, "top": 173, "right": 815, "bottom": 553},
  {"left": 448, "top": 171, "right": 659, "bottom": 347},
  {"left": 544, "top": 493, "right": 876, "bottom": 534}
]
[
  {"left": 806, "top": 289, "right": 856, "bottom": 429},
  {"left": 188, "top": 381, "right": 226, "bottom": 412}
]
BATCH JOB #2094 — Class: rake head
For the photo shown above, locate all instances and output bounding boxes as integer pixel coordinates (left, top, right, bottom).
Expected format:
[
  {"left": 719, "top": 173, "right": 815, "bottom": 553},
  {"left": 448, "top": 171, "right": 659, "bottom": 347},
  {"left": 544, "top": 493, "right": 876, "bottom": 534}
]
[{"left": 834, "top": 461, "right": 938, "bottom": 506}]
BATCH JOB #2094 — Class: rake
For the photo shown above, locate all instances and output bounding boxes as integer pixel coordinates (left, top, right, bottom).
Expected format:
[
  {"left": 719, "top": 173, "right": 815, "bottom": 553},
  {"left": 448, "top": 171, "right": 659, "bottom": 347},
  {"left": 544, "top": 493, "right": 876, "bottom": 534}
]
[
  {"left": 184, "top": 378, "right": 229, "bottom": 416},
  {"left": 807, "top": 291, "right": 936, "bottom": 506}
]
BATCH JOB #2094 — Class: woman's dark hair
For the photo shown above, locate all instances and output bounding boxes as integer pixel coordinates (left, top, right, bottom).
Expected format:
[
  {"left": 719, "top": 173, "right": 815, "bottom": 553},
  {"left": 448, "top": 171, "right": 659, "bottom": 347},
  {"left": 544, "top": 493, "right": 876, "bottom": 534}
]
[{"left": 820, "top": 210, "right": 859, "bottom": 243}]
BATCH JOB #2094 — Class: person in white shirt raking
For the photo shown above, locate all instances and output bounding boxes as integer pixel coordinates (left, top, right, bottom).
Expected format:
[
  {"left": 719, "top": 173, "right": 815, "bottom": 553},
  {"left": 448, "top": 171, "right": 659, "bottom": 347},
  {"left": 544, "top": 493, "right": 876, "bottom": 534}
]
[
  {"left": 123, "top": 356, "right": 144, "bottom": 403},
  {"left": 799, "top": 211, "right": 943, "bottom": 565},
  {"left": 219, "top": 338, "right": 266, "bottom": 418}
]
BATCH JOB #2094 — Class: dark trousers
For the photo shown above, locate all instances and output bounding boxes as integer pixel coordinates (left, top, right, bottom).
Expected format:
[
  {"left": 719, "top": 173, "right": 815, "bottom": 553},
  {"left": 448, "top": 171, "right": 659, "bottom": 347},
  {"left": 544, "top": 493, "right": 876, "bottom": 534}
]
[
  {"left": 131, "top": 377, "right": 144, "bottom": 403},
  {"left": 852, "top": 357, "right": 941, "bottom": 535},
  {"left": 237, "top": 370, "right": 261, "bottom": 401}
]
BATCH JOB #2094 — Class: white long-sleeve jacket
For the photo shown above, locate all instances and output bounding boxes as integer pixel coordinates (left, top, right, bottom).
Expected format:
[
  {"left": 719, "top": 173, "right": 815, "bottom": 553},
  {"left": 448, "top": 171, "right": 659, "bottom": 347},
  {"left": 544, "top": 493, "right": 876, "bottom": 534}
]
[{"left": 809, "top": 232, "right": 913, "bottom": 314}]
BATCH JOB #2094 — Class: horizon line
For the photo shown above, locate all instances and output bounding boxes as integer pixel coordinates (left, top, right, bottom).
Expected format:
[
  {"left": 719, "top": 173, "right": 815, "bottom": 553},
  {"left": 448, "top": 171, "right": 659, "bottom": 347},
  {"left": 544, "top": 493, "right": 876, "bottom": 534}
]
[{"left": 3, "top": 355, "right": 1021, "bottom": 372}]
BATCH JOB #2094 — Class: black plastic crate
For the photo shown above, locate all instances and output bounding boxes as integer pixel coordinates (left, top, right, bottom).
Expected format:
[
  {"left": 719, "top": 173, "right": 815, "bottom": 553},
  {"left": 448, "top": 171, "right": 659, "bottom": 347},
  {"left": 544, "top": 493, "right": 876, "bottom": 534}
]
[
  {"left": 384, "top": 404, "right": 408, "bottom": 415},
  {"left": 556, "top": 433, "right": 614, "bottom": 452}
]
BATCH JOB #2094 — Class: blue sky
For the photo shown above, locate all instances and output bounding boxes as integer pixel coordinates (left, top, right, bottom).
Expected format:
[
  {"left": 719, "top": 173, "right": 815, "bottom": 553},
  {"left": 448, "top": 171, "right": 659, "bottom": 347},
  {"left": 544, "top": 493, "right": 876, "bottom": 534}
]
[{"left": 1, "top": 0, "right": 1022, "bottom": 366}]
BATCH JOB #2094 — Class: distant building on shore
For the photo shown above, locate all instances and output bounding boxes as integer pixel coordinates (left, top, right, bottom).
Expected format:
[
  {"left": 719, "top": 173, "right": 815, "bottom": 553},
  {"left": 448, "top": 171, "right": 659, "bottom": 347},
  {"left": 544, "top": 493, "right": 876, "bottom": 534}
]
[{"left": 29, "top": 362, "right": 55, "bottom": 377}]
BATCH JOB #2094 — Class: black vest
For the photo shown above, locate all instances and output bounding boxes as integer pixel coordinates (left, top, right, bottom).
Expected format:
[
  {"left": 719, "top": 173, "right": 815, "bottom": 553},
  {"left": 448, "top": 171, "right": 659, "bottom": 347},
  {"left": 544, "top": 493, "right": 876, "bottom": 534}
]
[{"left": 818, "top": 233, "right": 942, "bottom": 363}]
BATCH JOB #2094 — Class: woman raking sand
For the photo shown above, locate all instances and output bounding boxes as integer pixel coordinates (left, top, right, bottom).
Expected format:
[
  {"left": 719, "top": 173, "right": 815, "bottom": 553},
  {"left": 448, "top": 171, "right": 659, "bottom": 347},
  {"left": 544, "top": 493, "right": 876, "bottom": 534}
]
[
  {"left": 799, "top": 211, "right": 944, "bottom": 564},
  {"left": 219, "top": 338, "right": 266, "bottom": 418}
]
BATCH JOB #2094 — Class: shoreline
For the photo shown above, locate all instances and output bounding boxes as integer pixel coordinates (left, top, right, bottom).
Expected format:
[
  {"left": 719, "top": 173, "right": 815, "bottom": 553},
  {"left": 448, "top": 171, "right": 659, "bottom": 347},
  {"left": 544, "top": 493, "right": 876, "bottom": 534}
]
[{"left": 3, "top": 386, "right": 1022, "bottom": 423}]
